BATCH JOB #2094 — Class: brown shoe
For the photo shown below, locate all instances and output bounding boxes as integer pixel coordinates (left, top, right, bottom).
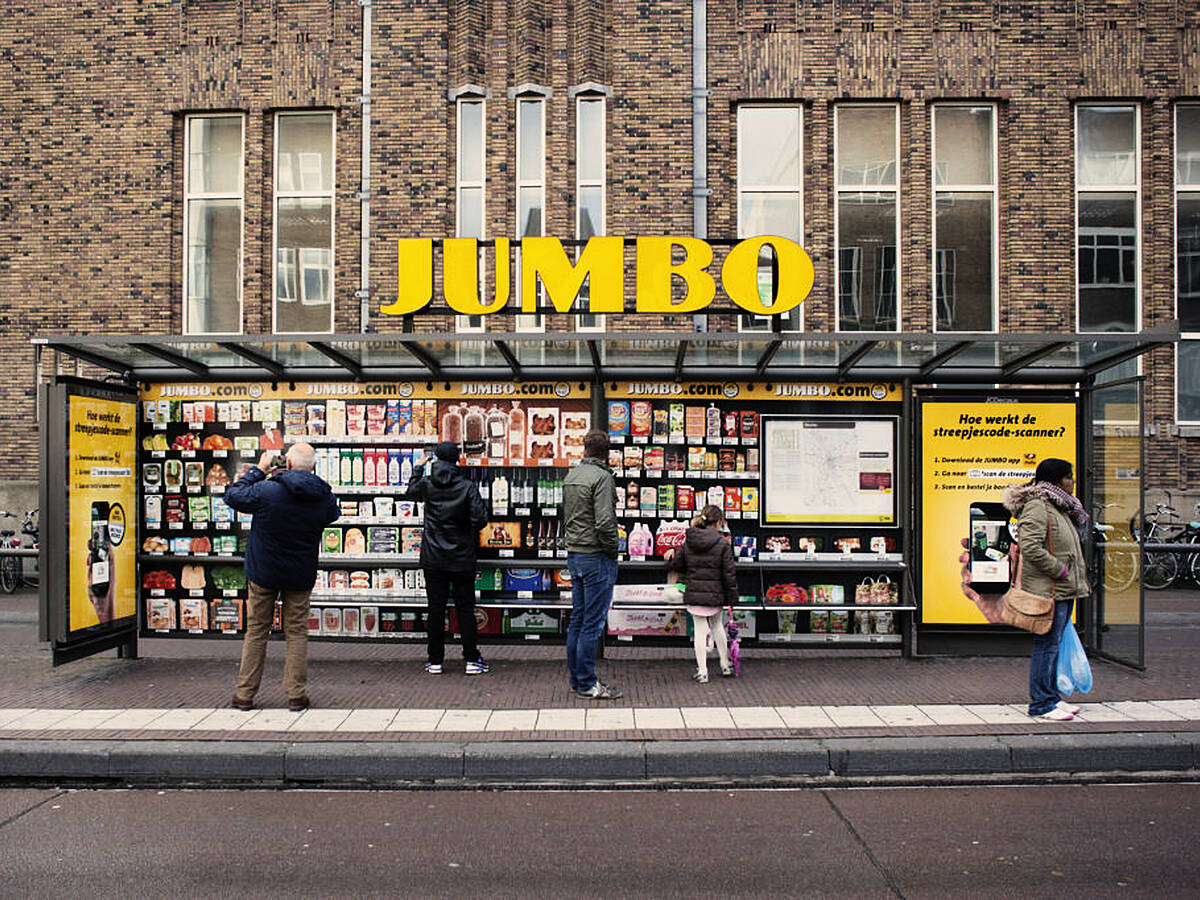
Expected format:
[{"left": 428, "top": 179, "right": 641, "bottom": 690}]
[
  {"left": 287, "top": 695, "right": 311, "bottom": 712},
  {"left": 231, "top": 695, "right": 254, "bottom": 711}
]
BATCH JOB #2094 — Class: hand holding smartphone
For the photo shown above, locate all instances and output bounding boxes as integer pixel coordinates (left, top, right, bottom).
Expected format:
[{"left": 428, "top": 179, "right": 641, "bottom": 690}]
[{"left": 967, "top": 502, "right": 1014, "bottom": 595}]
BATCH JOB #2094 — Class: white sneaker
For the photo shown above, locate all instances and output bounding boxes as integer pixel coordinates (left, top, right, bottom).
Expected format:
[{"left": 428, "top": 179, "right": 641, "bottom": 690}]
[
  {"left": 1057, "top": 701, "right": 1082, "bottom": 716},
  {"left": 1033, "top": 707, "right": 1075, "bottom": 721},
  {"left": 424, "top": 662, "right": 442, "bottom": 675}
]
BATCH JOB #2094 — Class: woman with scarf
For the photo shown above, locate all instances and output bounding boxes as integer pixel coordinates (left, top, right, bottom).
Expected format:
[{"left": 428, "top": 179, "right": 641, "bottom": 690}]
[{"left": 1002, "top": 458, "right": 1091, "bottom": 721}]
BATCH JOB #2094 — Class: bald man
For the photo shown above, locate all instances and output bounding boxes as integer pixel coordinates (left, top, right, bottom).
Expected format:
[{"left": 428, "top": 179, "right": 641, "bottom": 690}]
[{"left": 225, "top": 442, "right": 340, "bottom": 711}]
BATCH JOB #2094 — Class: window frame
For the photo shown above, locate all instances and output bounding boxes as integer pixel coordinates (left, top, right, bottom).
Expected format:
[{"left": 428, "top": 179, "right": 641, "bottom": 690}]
[
  {"left": 515, "top": 95, "right": 546, "bottom": 333},
  {"left": 1175, "top": 102, "right": 1200, "bottom": 423},
  {"left": 736, "top": 103, "right": 804, "bottom": 334},
  {"left": 1074, "top": 102, "right": 1141, "bottom": 337},
  {"left": 575, "top": 93, "right": 607, "bottom": 334},
  {"left": 455, "top": 96, "right": 488, "bottom": 335},
  {"left": 272, "top": 110, "right": 336, "bottom": 335},
  {"left": 930, "top": 102, "right": 999, "bottom": 334},
  {"left": 833, "top": 103, "right": 901, "bottom": 332},
  {"left": 183, "top": 112, "right": 245, "bottom": 336}
]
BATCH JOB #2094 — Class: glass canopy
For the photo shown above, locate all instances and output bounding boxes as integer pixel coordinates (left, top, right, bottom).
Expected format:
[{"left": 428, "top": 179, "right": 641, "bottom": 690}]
[{"left": 34, "top": 326, "right": 1178, "bottom": 385}]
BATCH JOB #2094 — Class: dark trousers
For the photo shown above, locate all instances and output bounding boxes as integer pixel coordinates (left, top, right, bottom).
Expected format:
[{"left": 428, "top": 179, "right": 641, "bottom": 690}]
[{"left": 424, "top": 568, "right": 480, "bottom": 664}]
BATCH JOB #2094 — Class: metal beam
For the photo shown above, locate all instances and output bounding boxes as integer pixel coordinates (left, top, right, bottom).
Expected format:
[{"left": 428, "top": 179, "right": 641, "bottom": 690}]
[
  {"left": 918, "top": 340, "right": 974, "bottom": 377},
  {"left": 673, "top": 340, "right": 689, "bottom": 381},
  {"left": 492, "top": 340, "right": 523, "bottom": 380},
  {"left": 217, "top": 342, "right": 286, "bottom": 378},
  {"left": 1083, "top": 340, "right": 1173, "bottom": 378},
  {"left": 45, "top": 343, "right": 132, "bottom": 378},
  {"left": 307, "top": 342, "right": 365, "bottom": 378},
  {"left": 398, "top": 341, "right": 443, "bottom": 376},
  {"left": 837, "top": 340, "right": 878, "bottom": 378},
  {"left": 134, "top": 343, "right": 210, "bottom": 377},
  {"left": 585, "top": 340, "right": 602, "bottom": 381},
  {"left": 1000, "top": 341, "right": 1071, "bottom": 379},
  {"left": 755, "top": 339, "right": 783, "bottom": 376}
]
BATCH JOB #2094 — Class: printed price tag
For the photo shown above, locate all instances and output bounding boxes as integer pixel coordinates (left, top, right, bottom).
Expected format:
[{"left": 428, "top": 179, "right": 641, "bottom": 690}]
[
  {"left": 687, "top": 436, "right": 704, "bottom": 445},
  {"left": 645, "top": 469, "right": 662, "bottom": 479},
  {"left": 492, "top": 506, "right": 509, "bottom": 517},
  {"left": 189, "top": 628, "right": 204, "bottom": 635},
  {"left": 189, "top": 589, "right": 204, "bottom": 598},
  {"left": 210, "top": 485, "right": 225, "bottom": 494},
  {"left": 181, "top": 450, "right": 196, "bottom": 459},
  {"left": 499, "top": 549, "right": 514, "bottom": 558},
  {"left": 169, "top": 522, "right": 184, "bottom": 531},
  {"left": 188, "top": 422, "right": 203, "bottom": 431},
  {"left": 825, "top": 634, "right": 840, "bottom": 642},
  {"left": 515, "top": 508, "right": 531, "bottom": 516},
  {"left": 555, "top": 550, "right": 567, "bottom": 559},
  {"left": 540, "top": 508, "right": 557, "bottom": 517},
  {"left": 668, "top": 470, "right": 684, "bottom": 479},
  {"left": 742, "top": 437, "right": 756, "bottom": 447},
  {"left": 685, "top": 470, "right": 701, "bottom": 479},
  {"left": 723, "top": 436, "right": 739, "bottom": 446},
  {"left": 633, "top": 435, "right": 649, "bottom": 445},
  {"left": 609, "top": 436, "right": 625, "bottom": 445},
  {"left": 226, "top": 422, "right": 240, "bottom": 430},
  {"left": 212, "top": 450, "right": 228, "bottom": 458},
  {"left": 215, "top": 522, "right": 230, "bottom": 531},
  {"left": 727, "top": 511, "right": 742, "bottom": 520},
  {"left": 151, "top": 450, "right": 165, "bottom": 458},
  {"left": 517, "top": 590, "right": 534, "bottom": 599},
  {"left": 153, "top": 423, "right": 167, "bottom": 432},
  {"left": 537, "top": 550, "right": 553, "bottom": 559},
  {"left": 223, "top": 589, "right": 238, "bottom": 598},
  {"left": 150, "top": 589, "right": 165, "bottom": 597},
  {"left": 524, "top": 634, "right": 542, "bottom": 640}
]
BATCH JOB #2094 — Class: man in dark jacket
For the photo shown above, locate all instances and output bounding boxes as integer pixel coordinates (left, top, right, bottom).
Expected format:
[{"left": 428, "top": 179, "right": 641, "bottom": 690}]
[
  {"left": 405, "top": 441, "right": 489, "bottom": 674},
  {"left": 561, "top": 430, "right": 622, "bottom": 699},
  {"left": 225, "top": 443, "right": 340, "bottom": 711}
]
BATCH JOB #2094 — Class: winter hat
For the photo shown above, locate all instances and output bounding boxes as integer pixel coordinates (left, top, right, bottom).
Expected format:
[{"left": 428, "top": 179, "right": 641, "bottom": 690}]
[
  {"left": 434, "top": 441, "right": 461, "bottom": 462},
  {"left": 1033, "top": 457, "right": 1073, "bottom": 485}
]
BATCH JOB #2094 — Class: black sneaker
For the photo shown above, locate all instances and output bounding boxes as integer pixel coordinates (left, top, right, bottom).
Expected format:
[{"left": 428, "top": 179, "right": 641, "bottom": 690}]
[{"left": 576, "top": 681, "right": 622, "bottom": 699}]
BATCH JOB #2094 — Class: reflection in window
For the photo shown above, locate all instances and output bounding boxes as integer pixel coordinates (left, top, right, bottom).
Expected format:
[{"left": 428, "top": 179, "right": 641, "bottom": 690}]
[
  {"left": 576, "top": 95, "right": 606, "bottom": 333},
  {"left": 455, "top": 97, "right": 486, "bottom": 335},
  {"left": 184, "top": 114, "right": 243, "bottom": 334},
  {"left": 275, "top": 112, "right": 334, "bottom": 333},
  {"left": 933, "top": 105, "right": 996, "bottom": 331},
  {"left": 1178, "top": 104, "right": 1200, "bottom": 420},
  {"left": 515, "top": 97, "right": 545, "bottom": 332},
  {"left": 737, "top": 105, "right": 803, "bottom": 332},
  {"left": 1077, "top": 105, "right": 1138, "bottom": 339}
]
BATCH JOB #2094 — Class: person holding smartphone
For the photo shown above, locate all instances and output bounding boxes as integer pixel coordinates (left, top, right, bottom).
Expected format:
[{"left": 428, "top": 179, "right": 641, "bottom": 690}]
[{"left": 225, "top": 443, "right": 339, "bottom": 712}]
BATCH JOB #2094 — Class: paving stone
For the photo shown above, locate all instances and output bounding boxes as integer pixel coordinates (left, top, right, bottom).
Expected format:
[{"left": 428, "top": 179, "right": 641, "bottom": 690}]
[{"left": 775, "top": 706, "right": 836, "bottom": 729}]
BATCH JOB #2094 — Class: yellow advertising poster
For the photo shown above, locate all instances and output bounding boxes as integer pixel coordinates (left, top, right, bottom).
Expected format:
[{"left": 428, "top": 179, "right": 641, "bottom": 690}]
[
  {"left": 68, "top": 395, "right": 138, "bottom": 632},
  {"left": 607, "top": 382, "right": 901, "bottom": 402},
  {"left": 140, "top": 380, "right": 591, "bottom": 402},
  {"left": 920, "top": 400, "right": 1076, "bottom": 625}
]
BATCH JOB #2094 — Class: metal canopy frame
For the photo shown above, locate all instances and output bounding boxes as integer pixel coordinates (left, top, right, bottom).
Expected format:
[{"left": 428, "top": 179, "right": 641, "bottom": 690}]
[{"left": 33, "top": 324, "right": 1180, "bottom": 386}]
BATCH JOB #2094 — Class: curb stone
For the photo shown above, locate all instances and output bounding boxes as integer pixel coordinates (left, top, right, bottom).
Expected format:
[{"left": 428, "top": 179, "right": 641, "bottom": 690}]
[
  {"left": 1005, "top": 732, "right": 1196, "bottom": 773},
  {"left": 109, "top": 741, "right": 285, "bottom": 780},
  {"left": 464, "top": 741, "right": 643, "bottom": 780},
  {"left": 286, "top": 742, "right": 464, "bottom": 782},
  {"left": 645, "top": 739, "right": 828, "bottom": 778},
  {"left": 826, "top": 735, "right": 1011, "bottom": 776}
]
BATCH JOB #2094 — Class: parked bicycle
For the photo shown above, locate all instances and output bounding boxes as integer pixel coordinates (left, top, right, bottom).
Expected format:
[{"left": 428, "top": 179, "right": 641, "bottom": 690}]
[
  {"left": 1139, "top": 496, "right": 1188, "bottom": 591},
  {"left": 0, "top": 508, "right": 39, "bottom": 593},
  {"left": 1090, "top": 503, "right": 1138, "bottom": 593}
]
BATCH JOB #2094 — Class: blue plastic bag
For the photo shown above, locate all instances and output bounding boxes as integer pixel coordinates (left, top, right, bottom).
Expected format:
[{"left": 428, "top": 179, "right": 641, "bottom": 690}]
[{"left": 1056, "top": 625, "right": 1093, "bottom": 695}]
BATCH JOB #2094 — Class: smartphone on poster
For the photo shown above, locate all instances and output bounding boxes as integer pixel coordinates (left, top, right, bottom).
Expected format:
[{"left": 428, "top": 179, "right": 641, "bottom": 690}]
[
  {"left": 90, "top": 501, "right": 111, "bottom": 590},
  {"left": 968, "top": 502, "right": 1013, "bottom": 594}
]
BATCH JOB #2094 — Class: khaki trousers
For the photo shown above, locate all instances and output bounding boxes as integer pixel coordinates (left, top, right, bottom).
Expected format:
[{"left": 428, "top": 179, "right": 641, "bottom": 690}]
[{"left": 235, "top": 581, "right": 311, "bottom": 702}]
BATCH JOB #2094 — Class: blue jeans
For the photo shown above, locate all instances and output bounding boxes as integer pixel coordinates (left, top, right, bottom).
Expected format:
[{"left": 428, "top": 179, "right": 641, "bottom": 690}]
[
  {"left": 1028, "top": 598, "right": 1077, "bottom": 715},
  {"left": 566, "top": 552, "right": 618, "bottom": 691}
]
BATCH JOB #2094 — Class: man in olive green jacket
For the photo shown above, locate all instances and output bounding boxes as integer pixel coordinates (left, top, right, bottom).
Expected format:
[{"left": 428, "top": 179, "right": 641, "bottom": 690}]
[{"left": 561, "top": 430, "right": 621, "bottom": 699}]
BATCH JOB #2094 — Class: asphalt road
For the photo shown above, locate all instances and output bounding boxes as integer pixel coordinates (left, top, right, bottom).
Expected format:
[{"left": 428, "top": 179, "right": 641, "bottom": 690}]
[{"left": 0, "top": 783, "right": 1195, "bottom": 898}]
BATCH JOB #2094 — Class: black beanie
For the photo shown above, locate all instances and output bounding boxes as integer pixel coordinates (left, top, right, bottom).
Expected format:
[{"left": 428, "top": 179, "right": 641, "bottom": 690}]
[
  {"left": 1033, "top": 457, "right": 1073, "bottom": 484},
  {"left": 434, "top": 441, "right": 461, "bottom": 462}
]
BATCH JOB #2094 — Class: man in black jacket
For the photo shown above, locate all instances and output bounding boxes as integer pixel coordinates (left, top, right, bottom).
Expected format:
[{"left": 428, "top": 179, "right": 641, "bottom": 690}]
[
  {"left": 225, "top": 443, "right": 340, "bottom": 711},
  {"left": 405, "top": 441, "right": 489, "bottom": 674}
]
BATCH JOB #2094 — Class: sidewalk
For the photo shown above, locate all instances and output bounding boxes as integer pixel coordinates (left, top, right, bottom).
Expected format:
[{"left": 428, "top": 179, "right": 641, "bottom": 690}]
[{"left": 0, "top": 588, "right": 1196, "bottom": 784}]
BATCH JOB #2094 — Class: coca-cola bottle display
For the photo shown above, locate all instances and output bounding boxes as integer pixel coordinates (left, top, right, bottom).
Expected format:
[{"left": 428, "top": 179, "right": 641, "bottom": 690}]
[
  {"left": 486, "top": 405, "right": 508, "bottom": 459},
  {"left": 463, "top": 405, "right": 486, "bottom": 456},
  {"left": 507, "top": 401, "right": 526, "bottom": 462},
  {"left": 440, "top": 404, "right": 464, "bottom": 445}
]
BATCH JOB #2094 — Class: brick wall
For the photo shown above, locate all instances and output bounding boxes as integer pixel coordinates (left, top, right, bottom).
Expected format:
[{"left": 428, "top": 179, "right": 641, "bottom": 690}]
[{"left": 1, "top": 0, "right": 1199, "bottom": 496}]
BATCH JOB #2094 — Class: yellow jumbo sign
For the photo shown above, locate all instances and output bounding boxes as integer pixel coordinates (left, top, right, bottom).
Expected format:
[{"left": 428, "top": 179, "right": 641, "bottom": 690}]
[{"left": 382, "top": 236, "right": 815, "bottom": 318}]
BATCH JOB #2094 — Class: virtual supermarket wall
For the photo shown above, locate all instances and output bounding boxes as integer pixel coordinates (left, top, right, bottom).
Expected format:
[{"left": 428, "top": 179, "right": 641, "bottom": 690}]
[{"left": 2, "top": 1, "right": 1199, "bottom": 513}]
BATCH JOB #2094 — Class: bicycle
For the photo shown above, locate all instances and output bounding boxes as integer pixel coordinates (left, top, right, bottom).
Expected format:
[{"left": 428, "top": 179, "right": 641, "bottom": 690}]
[
  {"left": 1139, "top": 500, "right": 1184, "bottom": 591},
  {"left": 0, "top": 509, "right": 38, "bottom": 594},
  {"left": 1090, "top": 503, "right": 1138, "bottom": 593}
]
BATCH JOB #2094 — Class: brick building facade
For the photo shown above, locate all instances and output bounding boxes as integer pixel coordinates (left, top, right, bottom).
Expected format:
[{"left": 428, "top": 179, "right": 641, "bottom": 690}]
[{"left": 2, "top": 1, "right": 1199, "bottom": 510}]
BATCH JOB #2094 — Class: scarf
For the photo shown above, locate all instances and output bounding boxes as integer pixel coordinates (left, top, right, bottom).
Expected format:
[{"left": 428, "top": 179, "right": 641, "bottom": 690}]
[{"left": 1038, "top": 481, "right": 1089, "bottom": 529}]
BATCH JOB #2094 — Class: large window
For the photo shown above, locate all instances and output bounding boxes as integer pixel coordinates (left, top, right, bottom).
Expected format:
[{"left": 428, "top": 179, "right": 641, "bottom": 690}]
[
  {"left": 1176, "top": 104, "right": 1200, "bottom": 422},
  {"left": 737, "top": 104, "right": 803, "bottom": 332},
  {"left": 576, "top": 95, "right": 606, "bottom": 332},
  {"left": 515, "top": 96, "right": 545, "bottom": 332},
  {"left": 932, "top": 104, "right": 997, "bottom": 331},
  {"left": 1076, "top": 105, "right": 1139, "bottom": 335},
  {"left": 184, "top": 114, "right": 243, "bottom": 334},
  {"left": 456, "top": 97, "right": 486, "bottom": 334},
  {"left": 835, "top": 105, "right": 899, "bottom": 331},
  {"left": 274, "top": 112, "right": 334, "bottom": 333}
]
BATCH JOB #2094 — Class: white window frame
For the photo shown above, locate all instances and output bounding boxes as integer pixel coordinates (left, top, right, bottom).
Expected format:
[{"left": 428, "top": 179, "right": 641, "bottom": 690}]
[
  {"left": 515, "top": 96, "right": 546, "bottom": 333},
  {"left": 833, "top": 103, "right": 900, "bottom": 332},
  {"left": 575, "top": 94, "right": 607, "bottom": 333},
  {"left": 1074, "top": 103, "right": 1141, "bottom": 337},
  {"left": 273, "top": 111, "right": 336, "bottom": 335},
  {"left": 183, "top": 113, "right": 244, "bottom": 335},
  {"left": 455, "top": 96, "right": 487, "bottom": 334},
  {"left": 930, "top": 103, "right": 999, "bottom": 334},
  {"left": 736, "top": 103, "right": 804, "bottom": 334},
  {"left": 1175, "top": 103, "right": 1200, "bottom": 423}
]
